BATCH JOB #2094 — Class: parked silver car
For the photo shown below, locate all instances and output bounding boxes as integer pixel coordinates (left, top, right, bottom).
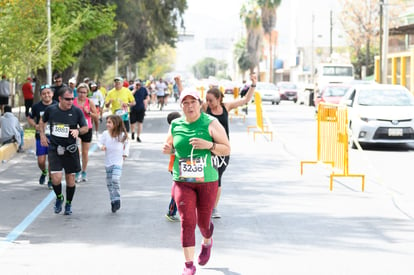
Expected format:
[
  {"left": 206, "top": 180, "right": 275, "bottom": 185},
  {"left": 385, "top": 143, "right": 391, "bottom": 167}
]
[
  {"left": 255, "top": 82, "right": 281, "bottom": 105},
  {"left": 340, "top": 84, "right": 414, "bottom": 148}
]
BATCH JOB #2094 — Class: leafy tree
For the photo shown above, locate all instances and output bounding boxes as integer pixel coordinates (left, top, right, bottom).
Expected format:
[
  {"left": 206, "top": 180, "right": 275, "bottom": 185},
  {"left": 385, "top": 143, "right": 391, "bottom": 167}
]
[
  {"left": 77, "top": 0, "right": 187, "bottom": 81},
  {"left": 192, "top": 57, "right": 227, "bottom": 79},
  {"left": 136, "top": 44, "right": 176, "bottom": 80},
  {"left": 240, "top": 0, "right": 263, "bottom": 75},
  {"left": 234, "top": 38, "right": 252, "bottom": 79},
  {"left": 0, "top": 0, "right": 116, "bottom": 91},
  {"left": 0, "top": 0, "right": 49, "bottom": 79},
  {"left": 338, "top": 0, "right": 407, "bottom": 78},
  {"left": 257, "top": 0, "right": 281, "bottom": 82}
]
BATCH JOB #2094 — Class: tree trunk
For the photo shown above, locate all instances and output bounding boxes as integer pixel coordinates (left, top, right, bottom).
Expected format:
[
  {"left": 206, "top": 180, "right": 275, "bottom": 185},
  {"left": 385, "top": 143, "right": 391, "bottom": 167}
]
[
  {"left": 366, "top": 39, "right": 370, "bottom": 75},
  {"left": 269, "top": 34, "right": 273, "bottom": 83},
  {"left": 33, "top": 69, "right": 47, "bottom": 103}
]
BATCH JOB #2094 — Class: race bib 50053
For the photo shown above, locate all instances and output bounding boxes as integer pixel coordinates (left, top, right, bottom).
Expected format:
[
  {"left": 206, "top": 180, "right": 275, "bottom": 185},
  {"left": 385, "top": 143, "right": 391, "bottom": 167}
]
[{"left": 52, "top": 124, "right": 70, "bottom": 138}]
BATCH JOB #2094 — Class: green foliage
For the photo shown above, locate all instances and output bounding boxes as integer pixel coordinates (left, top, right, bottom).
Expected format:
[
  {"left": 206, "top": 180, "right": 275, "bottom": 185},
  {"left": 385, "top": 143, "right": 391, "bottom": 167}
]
[
  {"left": 136, "top": 44, "right": 176, "bottom": 80},
  {"left": 24, "top": 127, "right": 36, "bottom": 138},
  {"left": 257, "top": 0, "right": 281, "bottom": 34},
  {"left": 0, "top": 0, "right": 46, "bottom": 78},
  {"left": 77, "top": 0, "right": 187, "bottom": 80},
  {"left": 350, "top": 45, "right": 379, "bottom": 79},
  {"left": 240, "top": 1, "right": 263, "bottom": 73},
  {"left": 51, "top": 0, "right": 116, "bottom": 71},
  {"left": 192, "top": 57, "right": 228, "bottom": 79},
  {"left": 234, "top": 38, "right": 252, "bottom": 76},
  {"left": 0, "top": 0, "right": 116, "bottom": 82}
]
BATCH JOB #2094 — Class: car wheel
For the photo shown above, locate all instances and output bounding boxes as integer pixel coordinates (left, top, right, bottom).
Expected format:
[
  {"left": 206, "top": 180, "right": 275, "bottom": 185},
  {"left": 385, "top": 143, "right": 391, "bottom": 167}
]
[
  {"left": 348, "top": 123, "right": 357, "bottom": 149},
  {"left": 309, "top": 92, "right": 315, "bottom": 106}
]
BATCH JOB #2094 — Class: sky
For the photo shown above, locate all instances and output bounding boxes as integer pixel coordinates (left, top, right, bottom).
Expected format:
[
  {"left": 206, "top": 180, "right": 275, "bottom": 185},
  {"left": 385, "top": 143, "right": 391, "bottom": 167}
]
[
  {"left": 175, "top": 0, "right": 344, "bottom": 75},
  {"left": 175, "top": 0, "right": 245, "bottom": 72}
]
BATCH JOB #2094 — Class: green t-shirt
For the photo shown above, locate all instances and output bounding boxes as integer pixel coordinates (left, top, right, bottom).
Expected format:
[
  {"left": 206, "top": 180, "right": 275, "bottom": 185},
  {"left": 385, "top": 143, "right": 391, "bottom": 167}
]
[{"left": 171, "top": 112, "right": 218, "bottom": 183}]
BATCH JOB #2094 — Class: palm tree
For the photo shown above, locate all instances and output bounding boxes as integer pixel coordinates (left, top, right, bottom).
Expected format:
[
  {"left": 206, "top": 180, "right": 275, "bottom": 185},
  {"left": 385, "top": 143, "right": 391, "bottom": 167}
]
[
  {"left": 240, "top": 1, "right": 263, "bottom": 75},
  {"left": 234, "top": 38, "right": 251, "bottom": 79},
  {"left": 258, "top": 0, "right": 281, "bottom": 83}
]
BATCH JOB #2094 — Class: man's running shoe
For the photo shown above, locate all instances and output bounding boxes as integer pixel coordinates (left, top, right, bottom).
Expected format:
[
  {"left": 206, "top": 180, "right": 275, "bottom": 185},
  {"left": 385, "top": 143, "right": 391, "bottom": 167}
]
[
  {"left": 47, "top": 180, "right": 53, "bottom": 190},
  {"left": 137, "top": 137, "right": 141, "bottom": 142},
  {"left": 64, "top": 203, "right": 72, "bottom": 215},
  {"left": 54, "top": 196, "right": 64, "bottom": 214},
  {"left": 165, "top": 214, "right": 180, "bottom": 222},
  {"left": 39, "top": 173, "right": 46, "bottom": 185},
  {"left": 131, "top": 132, "right": 135, "bottom": 140},
  {"left": 81, "top": 171, "right": 88, "bottom": 182},
  {"left": 75, "top": 172, "right": 81, "bottom": 183},
  {"left": 111, "top": 200, "right": 121, "bottom": 213},
  {"left": 111, "top": 201, "right": 116, "bottom": 213},
  {"left": 211, "top": 208, "right": 221, "bottom": 219}
]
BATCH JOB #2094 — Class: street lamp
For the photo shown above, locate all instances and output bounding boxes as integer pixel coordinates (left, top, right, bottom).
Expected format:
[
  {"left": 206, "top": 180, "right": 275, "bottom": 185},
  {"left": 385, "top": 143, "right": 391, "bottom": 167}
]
[
  {"left": 379, "top": 0, "right": 389, "bottom": 84},
  {"left": 115, "top": 39, "right": 118, "bottom": 77},
  {"left": 47, "top": 0, "right": 52, "bottom": 85}
]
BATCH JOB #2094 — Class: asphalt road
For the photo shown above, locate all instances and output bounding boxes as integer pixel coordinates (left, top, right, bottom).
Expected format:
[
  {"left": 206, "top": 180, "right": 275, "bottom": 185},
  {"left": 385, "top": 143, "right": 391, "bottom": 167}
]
[{"left": 0, "top": 101, "right": 413, "bottom": 275}]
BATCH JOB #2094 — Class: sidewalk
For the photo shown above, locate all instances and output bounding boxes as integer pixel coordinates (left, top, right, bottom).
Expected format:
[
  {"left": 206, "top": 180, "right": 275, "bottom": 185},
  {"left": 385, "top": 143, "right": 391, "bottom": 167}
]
[{"left": 0, "top": 106, "right": 34, "bottom": 162}]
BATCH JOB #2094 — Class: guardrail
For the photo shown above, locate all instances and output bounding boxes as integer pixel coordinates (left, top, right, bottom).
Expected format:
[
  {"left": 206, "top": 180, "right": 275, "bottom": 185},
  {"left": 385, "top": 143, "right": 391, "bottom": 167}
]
[
  {"left": 247, "top": 92, "right": 273, "bottom": 141},
  {"left": 300, "top": 103, "right": 365, "bottom": 191}
]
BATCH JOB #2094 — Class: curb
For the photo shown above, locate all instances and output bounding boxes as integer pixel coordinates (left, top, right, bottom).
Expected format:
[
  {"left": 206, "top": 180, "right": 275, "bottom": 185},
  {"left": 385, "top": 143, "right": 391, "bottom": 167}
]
[{"left": 0, "top": 137, "right": 35, "bottom": 162}]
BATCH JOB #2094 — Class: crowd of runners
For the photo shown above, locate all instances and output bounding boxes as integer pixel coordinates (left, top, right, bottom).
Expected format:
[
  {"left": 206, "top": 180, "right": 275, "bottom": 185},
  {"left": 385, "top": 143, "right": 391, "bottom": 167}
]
[{"left": 2, "top": 72, "right": 257, "bottom": 275}]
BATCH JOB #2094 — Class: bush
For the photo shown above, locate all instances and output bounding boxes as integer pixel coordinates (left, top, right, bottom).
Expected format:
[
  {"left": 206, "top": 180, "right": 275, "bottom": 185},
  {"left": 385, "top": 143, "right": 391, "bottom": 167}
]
[{"left": 24, "top": 127, "right": 35, "bottom": 138}]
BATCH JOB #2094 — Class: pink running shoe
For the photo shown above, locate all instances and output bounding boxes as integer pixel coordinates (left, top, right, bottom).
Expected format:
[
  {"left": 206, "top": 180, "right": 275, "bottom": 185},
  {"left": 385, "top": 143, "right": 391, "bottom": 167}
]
[
  {"left": 182, "top": 261, "right": 196, "bottom": 275},
  {"left": 198, "top": 238, "right": 213, "bottom": 266}
]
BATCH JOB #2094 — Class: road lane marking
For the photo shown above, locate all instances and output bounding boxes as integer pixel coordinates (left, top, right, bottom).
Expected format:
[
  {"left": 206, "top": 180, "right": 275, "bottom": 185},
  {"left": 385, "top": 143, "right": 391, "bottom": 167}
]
[{"left": 0, "top": 142, "right": 100, "bottom": 255}]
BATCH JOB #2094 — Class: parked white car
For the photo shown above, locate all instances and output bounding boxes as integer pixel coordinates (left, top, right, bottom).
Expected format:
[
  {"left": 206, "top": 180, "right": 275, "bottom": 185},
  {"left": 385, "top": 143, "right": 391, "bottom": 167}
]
[
  {"left": 340, "top": 84, "right": 414, "bottom": 148},
  {"left": 255, "top": 82, "right": 281, "bottom": 105}
]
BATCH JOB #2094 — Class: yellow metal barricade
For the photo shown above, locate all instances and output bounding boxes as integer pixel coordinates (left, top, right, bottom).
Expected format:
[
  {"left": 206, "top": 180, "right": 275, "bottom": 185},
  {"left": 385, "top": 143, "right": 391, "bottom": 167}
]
[
  {"left": 247, "top": 92, "right": 273, "bottom": 141},
  {"left": 229, "top": 87, "right": 246, "bottom": 122},
  {"left": 301, "top": 103, "right": 365, "bottom": 191},
  {"left": 196, "top": 86, "right": 205, "bottom": 100}
]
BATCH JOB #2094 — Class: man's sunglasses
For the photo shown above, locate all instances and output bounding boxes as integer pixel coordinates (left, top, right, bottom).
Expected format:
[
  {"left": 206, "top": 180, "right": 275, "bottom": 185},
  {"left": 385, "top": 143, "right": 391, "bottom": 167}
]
[{"left": 62, "top": 97, "right": 74, "bottom": 101}]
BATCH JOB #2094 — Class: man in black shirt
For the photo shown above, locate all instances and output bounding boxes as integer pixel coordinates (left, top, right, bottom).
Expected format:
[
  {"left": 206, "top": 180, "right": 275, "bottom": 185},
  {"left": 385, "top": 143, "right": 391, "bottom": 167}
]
[
  {"left": 51, "top": 73, "right": 67, "bottom": 102},
  {"left": 39, "top": 86, "right": 88, "bottom": 215}
]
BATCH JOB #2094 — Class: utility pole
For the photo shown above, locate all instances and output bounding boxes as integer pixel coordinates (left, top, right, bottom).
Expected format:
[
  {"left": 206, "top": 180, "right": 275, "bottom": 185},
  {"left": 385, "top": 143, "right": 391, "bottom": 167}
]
[
  {"left": 311, "top": 13, "right": 315, "bottom": 84},
  {"left": 115, "top": 39, "right": 118, "bottom": 77},
  {"left": 382, "top": 0, "right": 389, "bottom": 84},
  {"left": 269, "top": 32, "right": 273, "bottom": 83},
  {"left": 330, "top": 10, "right": 333, "bottom": 56},
  {"left": 379, "top": 0, "right": 384, "bottom": 83}
]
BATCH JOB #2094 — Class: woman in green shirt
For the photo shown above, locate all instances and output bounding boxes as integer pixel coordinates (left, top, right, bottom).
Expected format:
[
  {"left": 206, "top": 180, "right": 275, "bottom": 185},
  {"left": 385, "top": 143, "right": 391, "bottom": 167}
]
[{"left": 162, "top": 89, "right": 230, "bottom": 275}]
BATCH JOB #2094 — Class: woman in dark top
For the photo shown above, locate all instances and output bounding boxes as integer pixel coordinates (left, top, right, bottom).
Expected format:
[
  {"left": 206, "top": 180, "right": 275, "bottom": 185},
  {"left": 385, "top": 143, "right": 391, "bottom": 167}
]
[{"left": 201, "top": 73, "right": 257, "bottom": 218}]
